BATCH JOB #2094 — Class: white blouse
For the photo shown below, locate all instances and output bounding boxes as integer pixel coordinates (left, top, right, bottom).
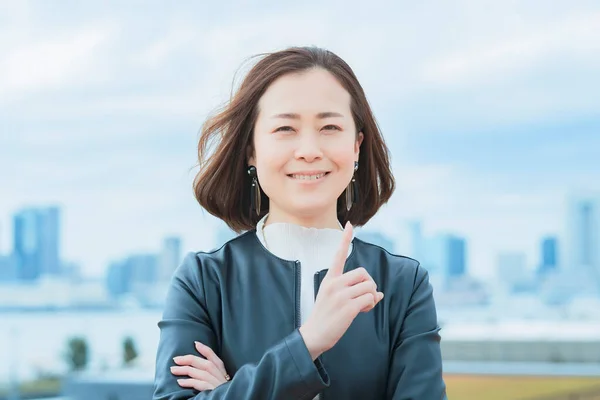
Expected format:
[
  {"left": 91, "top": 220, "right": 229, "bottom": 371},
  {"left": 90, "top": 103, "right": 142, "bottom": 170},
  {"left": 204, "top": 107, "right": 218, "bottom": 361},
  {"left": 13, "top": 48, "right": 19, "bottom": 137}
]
[{"left": 255, "top": 214, "right": 354, "bottom": 324}]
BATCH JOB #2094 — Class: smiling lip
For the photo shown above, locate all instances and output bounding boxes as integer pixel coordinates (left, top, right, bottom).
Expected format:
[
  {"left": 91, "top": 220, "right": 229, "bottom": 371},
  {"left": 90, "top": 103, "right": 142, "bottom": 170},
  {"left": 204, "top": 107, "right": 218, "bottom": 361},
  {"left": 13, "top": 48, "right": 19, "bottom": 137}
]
[{"left": 287, "top": 171, "right": 330, "bottom": 181}]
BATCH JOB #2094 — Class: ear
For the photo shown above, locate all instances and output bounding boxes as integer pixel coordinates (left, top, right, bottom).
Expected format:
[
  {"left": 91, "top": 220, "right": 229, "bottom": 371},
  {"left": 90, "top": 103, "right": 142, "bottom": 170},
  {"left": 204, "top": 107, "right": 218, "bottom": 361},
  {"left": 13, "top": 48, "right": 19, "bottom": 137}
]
[
  {"left": 246, "top": 145, "right": 255, "bottom": 167},
  {"left": 354, "top": 132, "right": 364, "bottom": 158}
]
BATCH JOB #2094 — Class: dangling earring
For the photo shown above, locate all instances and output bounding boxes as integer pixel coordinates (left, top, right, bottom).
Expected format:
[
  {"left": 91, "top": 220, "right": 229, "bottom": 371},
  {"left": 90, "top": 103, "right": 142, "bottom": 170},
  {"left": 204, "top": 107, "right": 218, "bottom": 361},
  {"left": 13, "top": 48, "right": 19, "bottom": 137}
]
[
  {"left": 346, "top": 161, "right": 359, "bottom": 211},
  {"left": 247, "top": 166, "right": 261, "bottom": 215}
]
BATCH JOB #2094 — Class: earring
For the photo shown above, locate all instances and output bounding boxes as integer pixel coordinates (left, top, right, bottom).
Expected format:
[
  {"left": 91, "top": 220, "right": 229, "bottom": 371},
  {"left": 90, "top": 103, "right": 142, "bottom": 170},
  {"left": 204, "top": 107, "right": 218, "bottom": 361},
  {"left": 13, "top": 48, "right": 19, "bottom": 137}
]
[
  {"left": 247, "top": 166, "right": 261, "bottom": 215},
  {"left": 345, "top": 161, "right": 359, "bottom": 211}
]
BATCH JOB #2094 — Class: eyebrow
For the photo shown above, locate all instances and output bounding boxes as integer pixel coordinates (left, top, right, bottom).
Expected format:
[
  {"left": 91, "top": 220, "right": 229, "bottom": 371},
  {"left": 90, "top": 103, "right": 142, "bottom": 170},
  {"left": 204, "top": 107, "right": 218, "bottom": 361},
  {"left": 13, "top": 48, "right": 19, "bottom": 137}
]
[{"left": 271, "top": 112, "right": 344, "bottom": 119}]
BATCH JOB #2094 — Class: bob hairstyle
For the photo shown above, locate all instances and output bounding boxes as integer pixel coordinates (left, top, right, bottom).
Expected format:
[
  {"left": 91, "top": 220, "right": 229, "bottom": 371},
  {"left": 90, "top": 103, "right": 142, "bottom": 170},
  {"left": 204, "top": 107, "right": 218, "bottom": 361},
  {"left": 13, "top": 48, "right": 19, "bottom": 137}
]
[{"left": 193, "top": 46, "right": 395, "bottom": 233}]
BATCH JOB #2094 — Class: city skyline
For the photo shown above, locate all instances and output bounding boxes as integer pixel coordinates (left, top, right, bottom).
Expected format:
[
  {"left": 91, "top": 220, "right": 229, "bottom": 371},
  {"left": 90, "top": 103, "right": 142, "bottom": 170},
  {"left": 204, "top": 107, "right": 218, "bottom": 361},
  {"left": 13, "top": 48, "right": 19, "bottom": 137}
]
[
  {"left": 0, "top": 192, "right": 591, "bottom": 282},
  {"left": 1, "top": 193, "right": 598, "bottom": 312}
]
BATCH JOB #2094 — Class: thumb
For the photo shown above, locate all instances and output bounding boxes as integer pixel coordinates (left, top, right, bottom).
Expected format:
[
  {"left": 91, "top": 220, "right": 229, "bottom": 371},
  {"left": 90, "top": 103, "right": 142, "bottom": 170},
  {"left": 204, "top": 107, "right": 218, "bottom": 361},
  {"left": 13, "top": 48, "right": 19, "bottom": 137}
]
[{"left": 326, "top": 221, "right": 353, "bottom": 278}]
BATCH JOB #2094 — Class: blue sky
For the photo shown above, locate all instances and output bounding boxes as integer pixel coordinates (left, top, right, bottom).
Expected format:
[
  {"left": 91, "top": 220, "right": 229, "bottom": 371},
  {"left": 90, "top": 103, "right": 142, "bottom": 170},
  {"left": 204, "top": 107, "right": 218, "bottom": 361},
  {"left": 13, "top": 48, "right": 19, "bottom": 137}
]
[{"left": 1, "top": 0, "right": 599, "bottom": 279}]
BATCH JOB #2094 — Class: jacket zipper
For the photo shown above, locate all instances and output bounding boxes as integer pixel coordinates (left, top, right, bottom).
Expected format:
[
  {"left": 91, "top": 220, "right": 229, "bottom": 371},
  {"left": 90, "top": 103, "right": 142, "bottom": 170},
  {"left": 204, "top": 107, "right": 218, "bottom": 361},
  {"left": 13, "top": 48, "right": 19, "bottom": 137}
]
[
  {"left": 313, "top": 271, "right": 323, "bottom": 299},
  {"left": 295, "top": 260, "right": 301, "bottom": 328},
  {"left": 313, "top": 270, "right": 325, "bottom": 400},
  {"left": 297, "top": 262, "right": 323, "bottom": 400}
]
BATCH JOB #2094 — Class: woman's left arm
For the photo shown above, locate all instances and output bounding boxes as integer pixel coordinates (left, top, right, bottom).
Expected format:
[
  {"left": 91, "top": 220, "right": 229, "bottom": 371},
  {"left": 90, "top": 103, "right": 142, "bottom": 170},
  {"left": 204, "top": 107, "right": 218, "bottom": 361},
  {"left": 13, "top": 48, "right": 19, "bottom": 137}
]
[{"left": 386, "top": 263, "right": 447, "bottom": 400}]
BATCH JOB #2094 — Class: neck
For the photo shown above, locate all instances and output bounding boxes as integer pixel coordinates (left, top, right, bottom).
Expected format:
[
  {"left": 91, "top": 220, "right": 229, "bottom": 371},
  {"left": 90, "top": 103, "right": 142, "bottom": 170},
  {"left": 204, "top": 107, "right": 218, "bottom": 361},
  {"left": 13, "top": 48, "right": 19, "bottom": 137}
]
[{"left": 265, "top": 206, "right": 341, "bottom": 230}]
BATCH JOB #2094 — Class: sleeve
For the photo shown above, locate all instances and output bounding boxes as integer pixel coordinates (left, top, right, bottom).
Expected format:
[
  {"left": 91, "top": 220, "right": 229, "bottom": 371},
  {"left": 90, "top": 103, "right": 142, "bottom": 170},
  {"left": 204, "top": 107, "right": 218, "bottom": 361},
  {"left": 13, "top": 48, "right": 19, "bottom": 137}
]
[
  {"left": 152, "top": 252, "right": 330, "bottom": 400},
  {"left": 386, "top": 263, "right": 447, "bottom": 400}
]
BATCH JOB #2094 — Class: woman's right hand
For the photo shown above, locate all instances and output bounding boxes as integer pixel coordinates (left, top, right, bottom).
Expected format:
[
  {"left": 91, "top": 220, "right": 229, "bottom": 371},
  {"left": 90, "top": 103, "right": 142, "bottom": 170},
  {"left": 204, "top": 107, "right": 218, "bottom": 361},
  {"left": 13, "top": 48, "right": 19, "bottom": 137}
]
[{"left": 299, "top": 222, "right": 384, "bottom": 361}]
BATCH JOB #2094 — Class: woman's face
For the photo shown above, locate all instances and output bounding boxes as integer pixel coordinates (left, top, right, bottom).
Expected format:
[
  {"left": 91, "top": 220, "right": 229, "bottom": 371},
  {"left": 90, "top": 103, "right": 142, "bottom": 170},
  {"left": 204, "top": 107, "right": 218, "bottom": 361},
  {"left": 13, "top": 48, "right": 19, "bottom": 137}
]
[{"left": 249, "top": 68, "right": 363, "bottom": 224}]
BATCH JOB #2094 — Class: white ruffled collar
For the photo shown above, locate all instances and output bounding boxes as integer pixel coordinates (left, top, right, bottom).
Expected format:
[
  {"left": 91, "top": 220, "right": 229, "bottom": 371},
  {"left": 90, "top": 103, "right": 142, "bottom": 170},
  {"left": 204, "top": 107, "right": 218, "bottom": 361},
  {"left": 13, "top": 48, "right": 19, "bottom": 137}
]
[{"left": 255, "top": 213, "right": 352, "bottom": 261}]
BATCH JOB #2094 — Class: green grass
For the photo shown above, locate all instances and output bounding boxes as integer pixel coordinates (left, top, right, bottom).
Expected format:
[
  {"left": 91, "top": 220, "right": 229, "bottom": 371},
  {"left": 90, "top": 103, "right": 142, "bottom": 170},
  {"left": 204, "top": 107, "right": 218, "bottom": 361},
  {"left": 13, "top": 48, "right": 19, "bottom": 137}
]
[
  {"left": 445, "top": 374, "right": 600, "bottom": 400},
  {"left": 0, "top": 377, "right": 62, "bottom": 396},
  {"left": 3, "top": 374, "right": 600, "bottom": 399}
]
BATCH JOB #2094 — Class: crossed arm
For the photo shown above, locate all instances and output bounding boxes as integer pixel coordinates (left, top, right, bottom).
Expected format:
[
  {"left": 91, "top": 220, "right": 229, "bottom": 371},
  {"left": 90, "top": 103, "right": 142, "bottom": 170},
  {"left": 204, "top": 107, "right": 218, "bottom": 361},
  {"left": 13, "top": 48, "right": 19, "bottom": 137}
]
[{"left": 153, "top": 253, "right": 446, "bottom": 399}]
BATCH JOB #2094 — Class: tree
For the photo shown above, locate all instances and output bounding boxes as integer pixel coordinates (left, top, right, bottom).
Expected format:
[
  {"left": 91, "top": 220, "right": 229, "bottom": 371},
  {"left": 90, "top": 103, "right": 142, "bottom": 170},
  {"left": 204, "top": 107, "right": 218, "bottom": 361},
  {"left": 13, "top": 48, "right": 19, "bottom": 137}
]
[
  {"left": 123, "top": 336, "right": 138, "bottom": 366},
  {"left": 64, "top": 336, "right": 88, "bottom": 372}
]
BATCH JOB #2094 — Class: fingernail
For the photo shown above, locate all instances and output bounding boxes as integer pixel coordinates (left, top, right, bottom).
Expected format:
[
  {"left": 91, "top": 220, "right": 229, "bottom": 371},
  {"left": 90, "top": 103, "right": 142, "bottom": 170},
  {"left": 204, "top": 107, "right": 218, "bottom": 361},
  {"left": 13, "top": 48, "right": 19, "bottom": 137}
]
[
  {"left": 378, "top": 292, "right": 384, "bottom": 300},
  {"left": 345, "top": 221, "right": 351, "bottom": 229},
  {"left": 194, "top": 341, "right": 202, "bottom": 347},
  {"left": 173, "top": 357, "right": 179, "bottom": 362}
]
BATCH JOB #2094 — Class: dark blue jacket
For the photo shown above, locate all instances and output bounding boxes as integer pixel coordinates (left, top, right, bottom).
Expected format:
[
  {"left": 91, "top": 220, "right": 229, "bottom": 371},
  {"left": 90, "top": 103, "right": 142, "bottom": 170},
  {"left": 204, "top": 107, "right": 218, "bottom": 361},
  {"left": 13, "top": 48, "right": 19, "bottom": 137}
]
[{"left": 153, "top": 230, "right": 447, "bottom": 399}]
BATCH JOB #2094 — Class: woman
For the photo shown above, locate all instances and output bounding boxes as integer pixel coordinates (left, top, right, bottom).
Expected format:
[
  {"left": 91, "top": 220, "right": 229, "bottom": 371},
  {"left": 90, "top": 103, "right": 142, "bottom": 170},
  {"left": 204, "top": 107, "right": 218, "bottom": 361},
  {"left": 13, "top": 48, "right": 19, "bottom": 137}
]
[{"left": 153, "top": 46, "right": 447, "bottom": 400}]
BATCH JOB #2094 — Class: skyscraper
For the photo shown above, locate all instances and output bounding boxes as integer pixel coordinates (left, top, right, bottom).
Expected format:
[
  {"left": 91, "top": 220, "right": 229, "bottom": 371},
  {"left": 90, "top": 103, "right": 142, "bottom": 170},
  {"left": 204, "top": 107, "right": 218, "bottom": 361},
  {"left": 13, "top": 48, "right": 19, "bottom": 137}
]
[
  {"left": 428, "top": 233, "right": 467, "bottom": 279},
  {"left": 159, "top": 236, "right": 181, "bottom": 281},
  {"left": 13, "top": 206, "right": 61, "bottom": 281},
  {"left": 128, "top": 254, "right": 159, "bottom": 286},
  {"left": 38, "top": 207, "right": 60, "bottom": 275},
  {"left": 106, "top": 259, "right": 131, "bottom": 298},
  {"left": 538, "top": 236, "right": 558, "bottom": 275},
  {"left": 392, "top": 220, "right": 423, "bottom": 263},
  {"left": 565, "top": 195, "right": 599, "bottom": 283},
  {"left": 13, "top": 209, "right": 38, "bottom": 281},
  {"left": 106, "top": 253, "right": 159, "bottom": 299},
  {"left": 447, "top": 236, "right": 466, "bottom": 277},
  {"left": 406, "top": 220, "right": 424, "bottom": 262},
  {"left": 0, "top": 254, "right": 18, "bottom": 282}
]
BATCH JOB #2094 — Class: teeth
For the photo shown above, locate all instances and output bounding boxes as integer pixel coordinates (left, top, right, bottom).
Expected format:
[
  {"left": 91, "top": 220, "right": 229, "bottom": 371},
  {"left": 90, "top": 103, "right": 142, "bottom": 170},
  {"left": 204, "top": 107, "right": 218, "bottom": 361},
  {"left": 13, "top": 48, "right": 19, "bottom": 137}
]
[{"left": 291, "top": 173, "right": 326, "bottom": 180}]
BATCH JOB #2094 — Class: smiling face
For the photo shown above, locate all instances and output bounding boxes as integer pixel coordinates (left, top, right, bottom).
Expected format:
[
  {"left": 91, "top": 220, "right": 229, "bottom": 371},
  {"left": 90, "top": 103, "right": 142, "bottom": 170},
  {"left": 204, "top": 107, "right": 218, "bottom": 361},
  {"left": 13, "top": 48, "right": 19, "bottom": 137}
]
[{"left": 249, "top": 67, "right": 363, "bottom": 227}]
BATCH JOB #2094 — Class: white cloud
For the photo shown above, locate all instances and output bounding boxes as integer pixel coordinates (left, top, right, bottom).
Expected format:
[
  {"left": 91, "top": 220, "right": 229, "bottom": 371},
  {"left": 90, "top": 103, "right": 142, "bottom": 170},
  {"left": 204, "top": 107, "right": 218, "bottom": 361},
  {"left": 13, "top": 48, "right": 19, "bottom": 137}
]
[
  {"left": 1, "top": 1, "right": 598, "bottom": 279},
  {"left": 0, "top": 23, "right": 116, "bottom": 101},
  {"left": 132, "top": 23, "right": 197, "bottom": 68},
  {"left": 420, "top": 11, "right": 600, "bottom": 87},
  {"left": 3, "top": 2, "right": 598, "bottom": 127}
]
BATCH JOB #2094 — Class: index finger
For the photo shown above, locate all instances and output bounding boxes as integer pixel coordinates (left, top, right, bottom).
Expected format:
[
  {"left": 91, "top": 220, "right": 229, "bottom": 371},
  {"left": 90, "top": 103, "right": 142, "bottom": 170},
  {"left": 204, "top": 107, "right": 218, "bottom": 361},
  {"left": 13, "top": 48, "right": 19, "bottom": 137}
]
[{"left": 326, "top": 221, "right": 353, "bottom": 278}]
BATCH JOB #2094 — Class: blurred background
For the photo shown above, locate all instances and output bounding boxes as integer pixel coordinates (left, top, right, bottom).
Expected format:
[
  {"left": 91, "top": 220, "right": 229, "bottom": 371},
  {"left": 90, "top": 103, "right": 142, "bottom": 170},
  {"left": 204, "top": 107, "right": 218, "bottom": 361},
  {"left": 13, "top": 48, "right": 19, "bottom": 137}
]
[{"left": 1, "top": 1, "right": 599, "bottom": 399}]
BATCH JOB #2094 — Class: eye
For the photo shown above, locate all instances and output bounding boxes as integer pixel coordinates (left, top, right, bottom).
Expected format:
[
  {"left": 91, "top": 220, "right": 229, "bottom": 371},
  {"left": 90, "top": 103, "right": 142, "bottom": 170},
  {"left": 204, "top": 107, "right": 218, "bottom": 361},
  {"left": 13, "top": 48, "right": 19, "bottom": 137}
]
[
  {"left": 274, "top": 126, "right": 294, "bottom": 132},
  {"left": 322, "top": 125, "right": 341, "bottom": 131}
]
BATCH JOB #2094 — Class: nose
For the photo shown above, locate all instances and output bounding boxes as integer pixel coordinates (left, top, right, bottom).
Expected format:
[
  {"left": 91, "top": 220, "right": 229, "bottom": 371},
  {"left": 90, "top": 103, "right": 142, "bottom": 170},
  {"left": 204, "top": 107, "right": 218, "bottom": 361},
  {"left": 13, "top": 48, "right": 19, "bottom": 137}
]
[{"left": 294, "top": 132, "right": 323, "bottom": 162}]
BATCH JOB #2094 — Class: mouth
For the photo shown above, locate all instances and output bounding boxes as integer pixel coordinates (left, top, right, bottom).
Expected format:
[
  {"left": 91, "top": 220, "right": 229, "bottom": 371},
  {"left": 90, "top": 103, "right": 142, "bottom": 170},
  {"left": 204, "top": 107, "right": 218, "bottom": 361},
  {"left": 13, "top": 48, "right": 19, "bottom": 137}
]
[{"left": 287, "top": 171, "right": 330, "bottom": 181}]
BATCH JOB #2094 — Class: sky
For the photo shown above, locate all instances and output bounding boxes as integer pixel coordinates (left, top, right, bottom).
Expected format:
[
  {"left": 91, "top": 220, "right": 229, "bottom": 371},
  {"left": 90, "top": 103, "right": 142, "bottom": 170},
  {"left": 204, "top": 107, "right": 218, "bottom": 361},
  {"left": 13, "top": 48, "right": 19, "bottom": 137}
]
[{"left": 1, "top": 0, "right": 599, "bottom": 279}]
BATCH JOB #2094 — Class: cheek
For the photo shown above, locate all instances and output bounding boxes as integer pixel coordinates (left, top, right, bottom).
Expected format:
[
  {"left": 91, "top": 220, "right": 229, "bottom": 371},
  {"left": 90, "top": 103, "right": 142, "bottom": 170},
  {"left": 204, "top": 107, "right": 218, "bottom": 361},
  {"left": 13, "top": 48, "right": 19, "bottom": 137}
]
[
  {"left": 254, "top": 140, "right": 290, "bottom": 184},
  {"left": 326, "top": 142, "right": 357, "bottom": 169}
]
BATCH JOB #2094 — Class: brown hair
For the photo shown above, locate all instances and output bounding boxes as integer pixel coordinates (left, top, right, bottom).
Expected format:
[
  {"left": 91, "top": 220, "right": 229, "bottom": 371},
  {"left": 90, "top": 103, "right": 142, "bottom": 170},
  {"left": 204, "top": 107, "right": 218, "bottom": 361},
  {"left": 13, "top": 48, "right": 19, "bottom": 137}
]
[{"left": 193, "top": 46, "right": 395, "bottom": 233}]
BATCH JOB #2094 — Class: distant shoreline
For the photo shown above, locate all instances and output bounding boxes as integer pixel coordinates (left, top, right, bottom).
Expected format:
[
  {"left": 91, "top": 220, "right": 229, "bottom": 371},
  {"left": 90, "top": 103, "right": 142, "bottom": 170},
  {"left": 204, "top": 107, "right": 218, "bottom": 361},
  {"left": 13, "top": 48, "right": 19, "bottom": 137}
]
[{"left": 0, "top": 305, "right": 163, "bottom": 313}]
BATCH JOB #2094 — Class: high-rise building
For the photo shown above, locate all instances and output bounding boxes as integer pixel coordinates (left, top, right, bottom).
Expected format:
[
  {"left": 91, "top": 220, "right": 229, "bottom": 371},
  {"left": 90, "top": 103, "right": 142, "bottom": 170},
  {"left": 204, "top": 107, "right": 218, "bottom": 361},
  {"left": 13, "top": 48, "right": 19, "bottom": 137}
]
[
  {"left": 390, "top": 219, "right": 424, "bottom": 265},
  {"left": 13, "top": 206, "right": 61, "bottom": 281},
  {"left": 394, "top": 220, "right": 424, "bottom": 262},
  {"left": 447, "top": 236, "right": 466, "bottom": 277},
  {"left": 565, "top": 195, "right": 600, "bottom": 289},
  {"left": 13, "top": 209, "right": 39, "bottom": 281},
  {"left": 106, "top": 260, "right": 131, "bottom": 298},
  {"left": 406, "top": 220, "right": 424, "bottom": 261},
  {"left": 128, "top": 254, "right": 159, "bottom": 286},
  {"left": 0, "top": 254, "right": 18, "bottom": 282},
  {"left": 159, "top": 236, "right": 181, "bottom": 281},
  {"left": 427, "top": 233, "right": 467, "bottom": 279},
  {"left": 538, "top": 236, "right": 558, "bottom": 275},
  {"left": 39, "top": 207, "right": 60, "bottom": 275},
  {"left": 106, "top": 254, "right": 158, "bottom": 298}
]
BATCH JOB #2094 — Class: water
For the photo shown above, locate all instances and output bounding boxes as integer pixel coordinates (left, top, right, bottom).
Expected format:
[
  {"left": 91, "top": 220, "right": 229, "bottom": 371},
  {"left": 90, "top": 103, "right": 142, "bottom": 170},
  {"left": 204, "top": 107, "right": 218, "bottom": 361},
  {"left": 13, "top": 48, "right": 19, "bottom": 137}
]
[
  {"left": 2, "top": 306, "right": 599, "bottom": 385},
  {"left": 0, "top": 310, "right": 163, "bottom": 383}
]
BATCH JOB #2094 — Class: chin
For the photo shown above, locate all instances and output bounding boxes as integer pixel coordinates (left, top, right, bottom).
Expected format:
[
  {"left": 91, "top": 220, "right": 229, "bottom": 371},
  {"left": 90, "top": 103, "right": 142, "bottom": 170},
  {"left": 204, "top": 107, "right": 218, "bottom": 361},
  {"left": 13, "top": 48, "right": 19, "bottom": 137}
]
[{"left": 288, "top": 198, "right": 335, "bottom": 216}]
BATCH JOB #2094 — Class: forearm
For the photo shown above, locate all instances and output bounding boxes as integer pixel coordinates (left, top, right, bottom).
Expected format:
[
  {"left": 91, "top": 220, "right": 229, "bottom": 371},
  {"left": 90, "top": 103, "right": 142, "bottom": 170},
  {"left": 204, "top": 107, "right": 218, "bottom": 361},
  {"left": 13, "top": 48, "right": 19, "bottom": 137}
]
[{"left": 191, "top": 330, "right": 329, "bottom": 400}]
